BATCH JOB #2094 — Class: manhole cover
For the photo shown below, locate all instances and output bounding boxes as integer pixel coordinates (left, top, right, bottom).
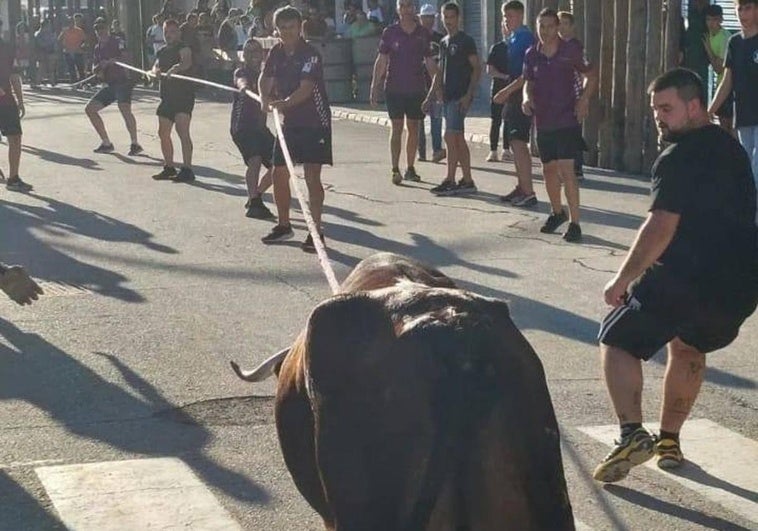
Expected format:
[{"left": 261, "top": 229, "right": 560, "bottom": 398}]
[{"left": 156, "top": 396, "right": 275, "bottom": 426}]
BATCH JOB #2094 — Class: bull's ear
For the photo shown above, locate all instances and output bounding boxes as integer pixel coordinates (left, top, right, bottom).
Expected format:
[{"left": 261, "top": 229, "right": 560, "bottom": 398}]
[{"left": 303, "top": 293, "right": 395, "bottom": 395}]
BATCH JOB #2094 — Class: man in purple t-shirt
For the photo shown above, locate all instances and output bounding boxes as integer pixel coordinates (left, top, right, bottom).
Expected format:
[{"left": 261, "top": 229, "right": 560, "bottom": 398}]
[
  {"left": 370, "top": 0, "right": 438, "bottom": 185},
  {"left": 259, "top": 6, "right": 333, "bottom": 253},
  {"left": 523, "top": 8, "right": 596, "bottom": 243},
  {"left": 85, "top": 21, "right": 142, "bottom": 156}
]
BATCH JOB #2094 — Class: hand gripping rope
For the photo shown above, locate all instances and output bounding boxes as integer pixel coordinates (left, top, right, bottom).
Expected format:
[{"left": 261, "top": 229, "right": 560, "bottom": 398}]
[{"left": 114, "top": 61, "right": 341, "bottom": 295}]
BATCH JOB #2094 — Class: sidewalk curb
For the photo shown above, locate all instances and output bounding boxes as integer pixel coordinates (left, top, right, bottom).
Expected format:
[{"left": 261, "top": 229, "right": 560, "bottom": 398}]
[{"left": 332, "top": 108, "right": 491, "bottom": 147}]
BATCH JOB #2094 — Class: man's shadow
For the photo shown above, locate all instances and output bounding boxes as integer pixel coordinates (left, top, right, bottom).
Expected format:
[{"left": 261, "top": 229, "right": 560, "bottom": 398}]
[{"left": 0, "top": 318, "right": 270, "bottom": 520}]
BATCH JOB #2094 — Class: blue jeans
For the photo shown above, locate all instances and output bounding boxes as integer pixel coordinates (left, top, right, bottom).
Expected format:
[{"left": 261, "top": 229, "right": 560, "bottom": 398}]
[
  {"left": 418, "top": 101, "right": 443, "bottom": 158},
  {"left": 737, "top": 126, "right": 758, "bottom": 224},
  {"left": 443, "top": 100, "right": 467, "bottom": 134}
]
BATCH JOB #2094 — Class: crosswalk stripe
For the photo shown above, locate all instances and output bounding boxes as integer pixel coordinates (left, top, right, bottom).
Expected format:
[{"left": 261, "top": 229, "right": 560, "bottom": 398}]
[
  {"left": 578, "top": 419, "right": 758, "bottom": 525},
  {"left": 35, "top": 457, "right": 241, "bottom": 530}
]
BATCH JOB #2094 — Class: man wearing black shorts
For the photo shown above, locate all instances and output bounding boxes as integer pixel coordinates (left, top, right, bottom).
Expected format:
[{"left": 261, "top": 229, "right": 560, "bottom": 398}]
[
  {"left": 232, "top": 38, "right": 274, "bottom": 220},
  {"left": 152, "top": 19, "right": 195, "bottom": 183},
  {"left": 85, "top": 21, "right": 142, "bottom": 156},
  {"left": 370, "top": 0, "right": 438, "bottom": 185},
  {"left": 259, "top": 6, "right": 332, "bottom": 252},
  {"left": 0, "top": 34, "right": 30, "bottom": 192},
  {"left": 593, "top": 69, "right": 758, "bottom": 483}
]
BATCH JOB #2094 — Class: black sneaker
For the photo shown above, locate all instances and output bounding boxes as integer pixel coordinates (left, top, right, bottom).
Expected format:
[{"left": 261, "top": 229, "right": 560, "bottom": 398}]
[
  {"left": 499, "top": 186, "right": 523, "bottom": 203},
  {"left": 455, "top": 180, "right": 477, "bottom": 195},
  {"left": 301, "top": 232, "right": 325, "bottom": 253},
  {"left": 261, "top": 224, "right": 294, "bottom": 244},
  {"left": 430, "top": 180, "right": 457, "bottom": 196},
  {"left": 152, "top": 166, "right": 177, "bottom": 180},
  {"left": 562, "top": 222, "right": 582, "bottom": 243},
  {"left": 128, "top": 143, "right": 144, "bottom": 156},
  {"left": 245, "top": 196, "right": 276, "bottom": 220},
  {"left": 173, "top": 167, "right": 195, "bottom": 183},
  {"left": 540, "top": 210, "right": 568, "bottom": 234},
  {"left": 404, "top": 167, "right": 421, "bottom": 182},
  {"left": 5, "top": 176, "right": 33, "bottom": 192},
  {"left": 391, "top": 168, "right": 402, "bottom": 185},
  {"left": 93, "top": 142, "right": 114, "bottom": 154}
]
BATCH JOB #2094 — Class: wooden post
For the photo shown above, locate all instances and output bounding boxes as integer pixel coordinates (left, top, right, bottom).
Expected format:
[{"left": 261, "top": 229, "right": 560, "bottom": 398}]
[
  {"left": 611, "top": 0, "right": 629, "bottom": 170},
  {"left": 664, "top": 0, "right": 682, "bottom": 70},
  {"left": 582, "top": 0, "right": 599, "bottom": 166},
  {"left": 597, "top": 0, "right": 614, "bottom": 168},
  {"left": 623, "top": 0, "right": 646, "bottom": 173},
  {"left": 643, "top": 0, "right": 664, "bottom": 171}
]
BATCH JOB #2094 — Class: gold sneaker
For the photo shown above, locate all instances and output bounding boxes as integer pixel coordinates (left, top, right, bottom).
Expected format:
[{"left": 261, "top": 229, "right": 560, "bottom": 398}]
[
  {"left": 592, "top": 427, "right": 656, "bottom": 483},
  {"left": 655, "top": 438, "right": 684, "bottom": 470}
]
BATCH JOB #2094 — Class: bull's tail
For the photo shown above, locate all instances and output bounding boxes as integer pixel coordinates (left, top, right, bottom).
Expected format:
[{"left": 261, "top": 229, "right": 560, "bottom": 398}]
[{"left": 229, "top": 347, "right": 289, "bottom": 382}]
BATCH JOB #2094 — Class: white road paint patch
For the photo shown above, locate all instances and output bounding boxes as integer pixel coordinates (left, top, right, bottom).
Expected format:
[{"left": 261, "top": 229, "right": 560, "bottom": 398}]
[
  {"left": 578, "top": 419, "right": 758, "bottom": 524},
  {"left": 35, "top": 457, "right": 241, "bottom": 530}
]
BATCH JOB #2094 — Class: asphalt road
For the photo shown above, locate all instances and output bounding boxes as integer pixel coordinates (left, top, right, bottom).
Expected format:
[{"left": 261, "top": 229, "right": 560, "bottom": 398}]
[{"left": 0, "top": 86, "right": 756, "bottom": 531}]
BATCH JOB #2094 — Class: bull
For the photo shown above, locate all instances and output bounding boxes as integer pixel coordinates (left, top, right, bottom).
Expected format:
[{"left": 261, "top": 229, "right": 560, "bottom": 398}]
[{"left": 232, "top": 252, "right": 574, "bottom": 530}]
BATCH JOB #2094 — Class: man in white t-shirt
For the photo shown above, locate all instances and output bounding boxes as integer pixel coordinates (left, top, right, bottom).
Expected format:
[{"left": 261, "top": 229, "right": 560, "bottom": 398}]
[{"left": 146, "top": 14, "right": 166, "bottom": 63}]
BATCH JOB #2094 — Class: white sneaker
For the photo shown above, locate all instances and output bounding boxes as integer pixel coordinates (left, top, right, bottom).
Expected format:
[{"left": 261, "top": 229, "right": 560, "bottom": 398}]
[{"left": 485, "top": 150, "right": 498, "bottom": 162}]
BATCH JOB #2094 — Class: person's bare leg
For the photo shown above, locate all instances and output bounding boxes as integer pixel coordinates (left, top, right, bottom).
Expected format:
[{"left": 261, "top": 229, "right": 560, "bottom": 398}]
[
  {"left": 511, "top": 139, "right": 533, "bottom": 194},
  {"left": 443, "top": 131, "right": 459, "bottom": 183},
  {"left": 390, "top": 119, "right": 403, "bottom": 170},
  {"left": 601, "top": 344, "right": 644, "bottom": 425},
  {"left": 557, "top": 158, "right": 580, "bottom": 223},
  {"left": 245, "top": 157, "right": 263, "bottom": 198},
  {"left": 158, "top": 117, "right": 174, "bottom": 167},
  {"left": 405, "top": 119, "right": 420, "bottom": 170},
  {"left": 174, "top": 113, "right": 193, "bottom": 167},
  {"left": 257, "top": 166, "right": 273, "bottom": 195},
  {"left": 272, "top": 165, "right": 291, "bottom": 226},
  {"left": 304, "top": 163, "right": 324, "bottom": 231},
  {"left": 118, "top": 102, "right": 139, "bottom": 144},
  {"left": 458, "top": 135, "right": 473, "bottom": 183},
  {"left": 8, "top": 134, "right": 22, "bottom": 178},
  {"left": 542, "top": 161, "right": 563, "bottom": 214},
  {"left": 659, "top": 338, "right": 705, "bottom": 435},
  {"left": 85, "top": 100, "right": 110, "bottom": 144}
]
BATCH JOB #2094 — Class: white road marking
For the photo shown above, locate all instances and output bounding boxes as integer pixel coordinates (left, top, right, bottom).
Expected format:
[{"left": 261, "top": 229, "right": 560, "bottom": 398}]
[
  {"left": 578, "top": 419, "right": 758, "bottom": 524},
  {"left": 574, "top": 519, "right": 594, "bottom": 530},
  {"left": 35, "top": 457, "right": 241, "bottom": 530}
]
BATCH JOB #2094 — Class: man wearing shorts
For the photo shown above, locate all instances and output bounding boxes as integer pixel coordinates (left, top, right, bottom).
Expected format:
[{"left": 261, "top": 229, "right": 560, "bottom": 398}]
[
  {"left": 0, "top": 34, "right": 30, "bottom": 192},
  {"left": 259, "top": 6, "right": 332, "bottom": 253},
  {"left": 232, "top": 38, "right": 274, "bottom": 220},
  {"left": 85, "top": 21, "right": 142, "bottom": 156},
  {"left": 594, "top": 69, "right": 758, "bottom": 483},
  {"left": 370, "top": 0, "right": 438, "bottom": 185},
  {"left": 523, "top": 8, "right": 596, "bottom": 242},
  {"left": 425, "top": 2, "right": 480, "bottom": 196},
  {"left": 492, "top": 1, "right": 537, "bottom": 207},
  {"left": 152, "top": 19, "right": 196, "bottom": 183}
]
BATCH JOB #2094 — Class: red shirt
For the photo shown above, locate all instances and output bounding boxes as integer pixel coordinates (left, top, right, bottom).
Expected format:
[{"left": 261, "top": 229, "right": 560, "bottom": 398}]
[{"left": 262, "top": 39, "right": 331, "bottom": 130}]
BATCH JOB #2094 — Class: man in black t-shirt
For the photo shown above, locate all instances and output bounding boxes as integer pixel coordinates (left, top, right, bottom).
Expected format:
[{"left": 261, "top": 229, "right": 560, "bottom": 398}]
[
  {"left": 152, "top": 19, "right": 196, "bottom": 183},
  {"left": 486, "top": 18, "right": 510, "bottom": 162},
  {"left": 593, "top": 69, "right": 758, "bottom": 484},
  {"left": 423, "top": 2, "right": 480, "bottom": 197},
  {"left": 709, "top": 0, "right": 758, "bottom": 219}
]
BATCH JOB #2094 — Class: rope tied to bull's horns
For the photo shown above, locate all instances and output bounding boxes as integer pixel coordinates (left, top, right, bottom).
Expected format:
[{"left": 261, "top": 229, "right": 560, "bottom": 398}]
[{"left": 114, "top": 61, "right": 341, "bottom": 294}]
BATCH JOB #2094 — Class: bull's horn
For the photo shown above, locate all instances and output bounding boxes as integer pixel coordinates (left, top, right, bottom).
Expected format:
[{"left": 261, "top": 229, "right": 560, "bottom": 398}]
[{"left": 230, "top": 348, "right": 289, "bottom": 382}]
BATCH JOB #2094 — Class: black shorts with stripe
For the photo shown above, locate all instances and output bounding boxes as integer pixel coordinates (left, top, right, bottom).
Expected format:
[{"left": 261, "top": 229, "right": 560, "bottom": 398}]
[
  {"left": 598, "top": 266, "right": 758, "bottom": 360},
  {"left": 0, "top": 104, "right": 21, "bottom": 136},
  {"left": 273, "top": 126, "right": 333, "bottom": 167}
]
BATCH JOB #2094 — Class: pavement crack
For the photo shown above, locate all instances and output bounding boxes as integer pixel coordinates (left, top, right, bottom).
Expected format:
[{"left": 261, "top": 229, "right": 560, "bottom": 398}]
[
  {"left": 573, "top": 258, "right": 617, "bottom": 273},
  {"left": 273, "top": 274, "right": 321, "bottom": 303}
]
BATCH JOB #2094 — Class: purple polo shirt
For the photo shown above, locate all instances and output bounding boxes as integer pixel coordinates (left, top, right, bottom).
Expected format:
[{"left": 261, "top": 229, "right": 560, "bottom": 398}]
[
  {"left": 523, "top": 38, "right": 591, "bottom": 131},
  {"left": 231, "top": 66, "right": 265, "bottom": 134},
  {"left": 93, "top": 36, "right": 128, "bottom": 84},
  {"left": 378, "top": 23, "right": 433, "bottom": 95},
  {"left": 0, "top": 40, "right": 15, "bottom": 107},
  {"left": 262, "top": 39, "right": 332, "bottom": 130}
]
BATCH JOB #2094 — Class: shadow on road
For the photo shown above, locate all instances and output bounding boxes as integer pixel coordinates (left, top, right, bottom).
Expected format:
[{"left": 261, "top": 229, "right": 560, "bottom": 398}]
[
  {"left": 0, "top": 319, "right": 271, "bottom": 527},
  {"left": 0, "top": 471, "right": 65, "bottom": 530},
  {"left": 604, "top": 484, "right": 751, "bottom": 530},
  {"left": 22, "top": 145, "right": 101, "bottom": 171},
  {"left": 0, "top": 193, "right": 176, "bottom": 302}
]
